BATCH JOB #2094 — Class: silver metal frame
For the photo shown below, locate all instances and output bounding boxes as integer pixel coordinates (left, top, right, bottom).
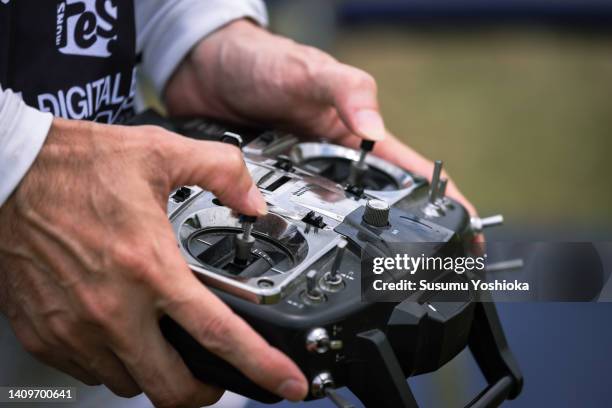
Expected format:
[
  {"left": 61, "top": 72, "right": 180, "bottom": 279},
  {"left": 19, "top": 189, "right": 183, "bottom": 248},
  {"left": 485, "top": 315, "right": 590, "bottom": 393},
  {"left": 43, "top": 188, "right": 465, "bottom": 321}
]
[
  {"left": 167, "top": 142, "right": 425, "bottom": 304},
  {"left": 168, "top": 156, "right": 358, "bottom": 304}
]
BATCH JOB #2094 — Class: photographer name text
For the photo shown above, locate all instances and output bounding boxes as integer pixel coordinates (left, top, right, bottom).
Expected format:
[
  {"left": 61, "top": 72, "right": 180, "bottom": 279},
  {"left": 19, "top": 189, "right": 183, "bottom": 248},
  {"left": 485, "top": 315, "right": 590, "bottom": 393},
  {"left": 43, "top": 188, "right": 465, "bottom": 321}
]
[{"left": 370, "top": 254, "right": 530, "bottom": 292}]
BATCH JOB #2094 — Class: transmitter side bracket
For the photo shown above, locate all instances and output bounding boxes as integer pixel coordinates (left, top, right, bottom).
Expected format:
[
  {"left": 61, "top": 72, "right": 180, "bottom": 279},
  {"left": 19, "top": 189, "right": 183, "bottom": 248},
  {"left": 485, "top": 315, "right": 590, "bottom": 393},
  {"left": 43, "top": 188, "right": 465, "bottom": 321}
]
[{"left": 344, "top": 302, "right": 522, "bottom": 408}]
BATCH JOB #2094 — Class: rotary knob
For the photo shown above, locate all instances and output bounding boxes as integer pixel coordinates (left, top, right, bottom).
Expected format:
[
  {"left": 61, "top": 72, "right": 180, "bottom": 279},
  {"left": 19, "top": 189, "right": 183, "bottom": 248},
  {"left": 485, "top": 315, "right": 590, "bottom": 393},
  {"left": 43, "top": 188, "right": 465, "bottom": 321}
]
[{"left": 363, "top": 199, "right": 390, "bottom": 227}]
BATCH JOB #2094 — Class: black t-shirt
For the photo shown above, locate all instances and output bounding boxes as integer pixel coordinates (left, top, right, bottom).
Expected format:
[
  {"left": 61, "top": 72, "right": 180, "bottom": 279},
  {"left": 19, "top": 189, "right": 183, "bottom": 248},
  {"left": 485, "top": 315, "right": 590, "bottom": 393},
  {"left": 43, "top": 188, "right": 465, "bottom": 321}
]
[{"left": 1, "top": 0, "right": 137, "bottom": 124}]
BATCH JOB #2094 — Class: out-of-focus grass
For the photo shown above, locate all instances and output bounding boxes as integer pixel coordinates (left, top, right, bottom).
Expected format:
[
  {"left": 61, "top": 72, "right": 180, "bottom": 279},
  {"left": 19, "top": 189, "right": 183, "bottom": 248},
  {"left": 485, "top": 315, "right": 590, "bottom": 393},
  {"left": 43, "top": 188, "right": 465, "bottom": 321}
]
[{"left": 334, "top": 27, "right": 612, "bottom": 224}]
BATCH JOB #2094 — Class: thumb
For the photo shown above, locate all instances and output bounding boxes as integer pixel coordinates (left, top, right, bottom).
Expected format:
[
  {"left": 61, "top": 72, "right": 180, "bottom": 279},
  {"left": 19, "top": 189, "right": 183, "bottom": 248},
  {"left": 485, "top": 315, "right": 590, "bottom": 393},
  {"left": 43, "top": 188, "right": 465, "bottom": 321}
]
[
  {"left": 318, "top": 63, "right": 387, "bottom": 141},
  {"left": 162, "top": 133, "right": 267, "bottom": 216}
]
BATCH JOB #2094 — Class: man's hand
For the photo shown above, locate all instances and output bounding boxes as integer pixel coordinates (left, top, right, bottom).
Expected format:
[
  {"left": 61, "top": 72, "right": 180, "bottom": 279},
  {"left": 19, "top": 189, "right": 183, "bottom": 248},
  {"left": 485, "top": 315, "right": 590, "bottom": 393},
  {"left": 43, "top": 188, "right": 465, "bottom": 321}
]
[
  {"left": 165, "top": 20, "right": 478, "bottom": 220},
  {"left": 0, "top": 118, "right": 307, "bottom": 407}
]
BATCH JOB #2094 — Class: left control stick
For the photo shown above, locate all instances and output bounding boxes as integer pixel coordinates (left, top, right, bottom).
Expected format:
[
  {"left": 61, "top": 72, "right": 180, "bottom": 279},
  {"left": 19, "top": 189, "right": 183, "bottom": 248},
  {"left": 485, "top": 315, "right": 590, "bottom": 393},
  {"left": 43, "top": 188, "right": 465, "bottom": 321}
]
[{"left": 235, "top": 215, "right": 257, "bottom": 265}]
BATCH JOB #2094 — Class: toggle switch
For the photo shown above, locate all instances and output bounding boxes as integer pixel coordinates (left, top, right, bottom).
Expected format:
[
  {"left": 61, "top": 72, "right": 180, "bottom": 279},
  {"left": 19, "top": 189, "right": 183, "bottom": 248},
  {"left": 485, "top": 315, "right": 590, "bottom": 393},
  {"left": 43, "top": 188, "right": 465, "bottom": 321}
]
[
  {"left": 304, "top": 269, "right": 325, "bottom": 303},
  {"left": 471, "top": 214, "right": 504, "bottom": 234},
  {"left": 306, "top": 327, "right": 330, "bottom": 354},
  {"left": 311, "top": 372, "right": 334, "bottom": 398}
]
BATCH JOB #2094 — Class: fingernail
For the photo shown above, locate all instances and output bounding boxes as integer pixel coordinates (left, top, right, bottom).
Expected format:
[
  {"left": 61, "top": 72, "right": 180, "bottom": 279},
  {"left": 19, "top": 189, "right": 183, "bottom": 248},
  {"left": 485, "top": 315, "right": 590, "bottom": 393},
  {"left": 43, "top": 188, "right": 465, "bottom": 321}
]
[
  {"left": 247, "top": 184, "right": 268, "bottom": 216},
  {"left": 277, "top": 378, "right": 307, "bottom": 401},
  {"left": 354, "top": 109, "right": 386, "bottom": 141}
]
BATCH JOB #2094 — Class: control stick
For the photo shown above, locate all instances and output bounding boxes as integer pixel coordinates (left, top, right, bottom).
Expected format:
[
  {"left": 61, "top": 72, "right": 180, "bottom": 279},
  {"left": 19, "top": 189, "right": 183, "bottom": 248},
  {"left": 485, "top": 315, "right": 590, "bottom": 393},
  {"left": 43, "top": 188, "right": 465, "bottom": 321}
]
[
  {"left": 235, "top": 215, "right": 256, "bottom": 265},
  {"left": 348, "top": 140, "right": 376, "bottom": 186}
]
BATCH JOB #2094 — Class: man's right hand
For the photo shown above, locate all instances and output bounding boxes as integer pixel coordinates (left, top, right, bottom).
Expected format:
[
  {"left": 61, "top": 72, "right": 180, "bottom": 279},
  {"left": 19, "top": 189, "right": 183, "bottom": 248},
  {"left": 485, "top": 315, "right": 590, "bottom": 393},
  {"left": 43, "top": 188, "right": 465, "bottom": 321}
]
[{"left": 0, "top": 118, "right": 308, "bottom": 407}]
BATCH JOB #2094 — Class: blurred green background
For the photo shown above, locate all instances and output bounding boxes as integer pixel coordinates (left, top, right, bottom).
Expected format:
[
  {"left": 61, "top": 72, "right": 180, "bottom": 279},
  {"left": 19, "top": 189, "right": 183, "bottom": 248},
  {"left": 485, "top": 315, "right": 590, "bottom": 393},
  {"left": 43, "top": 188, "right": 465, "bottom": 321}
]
[
  {"left": 336, "top": 28, "right": 612, "bottom": 223},
  {"left": 268, "top": 1, "right": 612, "bottom": 228}
]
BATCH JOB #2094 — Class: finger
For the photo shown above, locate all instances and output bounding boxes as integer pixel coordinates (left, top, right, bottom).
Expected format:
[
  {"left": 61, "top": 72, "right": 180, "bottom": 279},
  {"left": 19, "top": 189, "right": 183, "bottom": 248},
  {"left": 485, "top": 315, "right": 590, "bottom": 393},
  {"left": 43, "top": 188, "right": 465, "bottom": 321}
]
[
  {"left": 316, "top": 63, "right": 386, "bottom": 141},
  {"left": 162, "top": 134, "right": 267, "bottom": 216},
  {"left": 9, "top": 248, "right": 141, "bottom": 396},
  {"left": 155, "top": 250, "right": 307, "bottom": 402},
  {"left": 111, "top": 317, "right": 223, "bottom": 408},
  {"left": 55, "top": 359, "right": 101, "bottom": 387},
  {"left": 9, "top": 318, "right": 100, "bottom": 386},
  {"left": 76, "top": 347, "right": 142, "bottom": 398},
  {"left": 43, "top": 316, "right": 141, "bottom": 397},
  {"left": 45, "top": 356, "right": 101, "bottom": 387}
]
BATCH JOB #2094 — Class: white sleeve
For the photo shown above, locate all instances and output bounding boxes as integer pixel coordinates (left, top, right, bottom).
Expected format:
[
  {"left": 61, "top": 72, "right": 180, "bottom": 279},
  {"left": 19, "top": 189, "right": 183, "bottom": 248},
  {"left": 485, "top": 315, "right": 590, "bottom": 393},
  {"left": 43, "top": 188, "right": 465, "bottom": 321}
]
[
  {"left": 135, "top": 0, "right": 268, "bottom": 95},
  {"left": 0, "top": 87, "right": 53, "bottom": 207}
]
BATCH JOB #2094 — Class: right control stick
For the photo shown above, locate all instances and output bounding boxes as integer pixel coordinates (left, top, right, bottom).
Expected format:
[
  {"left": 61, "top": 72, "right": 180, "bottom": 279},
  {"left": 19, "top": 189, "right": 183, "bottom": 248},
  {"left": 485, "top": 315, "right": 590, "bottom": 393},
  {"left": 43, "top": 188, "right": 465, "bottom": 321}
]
[{"left": 348, "top": 140, "right": 376, "bottom": 186}]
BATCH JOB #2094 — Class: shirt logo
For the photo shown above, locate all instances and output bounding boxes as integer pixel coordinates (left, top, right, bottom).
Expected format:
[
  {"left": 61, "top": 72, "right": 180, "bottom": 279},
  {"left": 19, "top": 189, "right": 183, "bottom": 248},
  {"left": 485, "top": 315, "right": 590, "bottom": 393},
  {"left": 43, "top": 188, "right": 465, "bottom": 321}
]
[
  {"left": 37, "top": 69, "right": 137, "bottom": 123},
  {"left": 56, "top": 0, "right": 118, "bottom": 58}
]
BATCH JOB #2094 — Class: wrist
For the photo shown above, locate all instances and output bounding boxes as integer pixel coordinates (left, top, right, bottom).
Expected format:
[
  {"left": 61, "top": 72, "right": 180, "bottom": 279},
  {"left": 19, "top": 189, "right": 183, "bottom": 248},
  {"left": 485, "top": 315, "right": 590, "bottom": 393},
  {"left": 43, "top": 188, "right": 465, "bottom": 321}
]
[
  {"left": 165, "top": 19, "right": 266, "bottom": 117},
  {"left": 165, "top": 19, "right": 334, "bottom": 122}
]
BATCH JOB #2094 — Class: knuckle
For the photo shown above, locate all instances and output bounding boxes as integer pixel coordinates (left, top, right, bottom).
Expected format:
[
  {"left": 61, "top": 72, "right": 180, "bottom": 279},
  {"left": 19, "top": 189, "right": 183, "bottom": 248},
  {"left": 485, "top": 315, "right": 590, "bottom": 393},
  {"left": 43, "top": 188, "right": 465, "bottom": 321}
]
[
  {"left": 335, "top": 63, "right": 377, "bottom": 92},
  {"left": 77, "top": 288, "right": 122, "bottom": 326},
  {"left": 139, "top": 126, "right": 175, "bottom": 166},
  {"left": 302, "top": 44, "right": 336, "bottom": 64},
  {"left": 139, "top": 126, "right": 172, "bottom": 152},
  {"left": 47, "top": 315, "right": 75, "bottom": 344},
  {"left": 109, "top": 243, "right": 156, "bottom": 282},
  {"left": 140, "top": 125, "right": 170, "bottom": 140},
  {"left": 223, "top": 145, "right": 244, "bottom": 170},
  {"left": 19, "top": 335, "right": 48, "bottom": 358},
  {"left": 354, "top": 69, "right": 377, "bottom": 91},
  {"left": 198, "top": 315, "right": 234, "bottom": 356},
  {"left": 212, "top": 146, "right": 247, "bottom": 188}
]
